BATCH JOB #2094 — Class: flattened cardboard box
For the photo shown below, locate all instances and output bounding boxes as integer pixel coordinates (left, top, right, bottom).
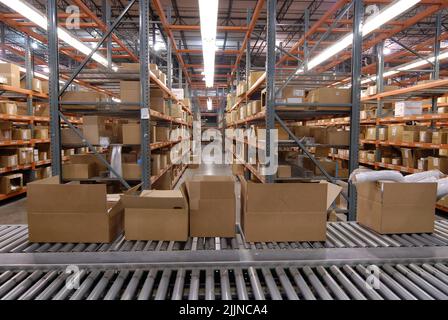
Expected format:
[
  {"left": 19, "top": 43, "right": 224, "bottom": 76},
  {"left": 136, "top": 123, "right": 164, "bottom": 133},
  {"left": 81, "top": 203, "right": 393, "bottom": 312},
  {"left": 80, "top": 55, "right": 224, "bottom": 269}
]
[
  {"left": 122, "top": 189, "right": 188, "bottom": 241},
  {"left": 183, "top": 176, "right": 236, "bottom": 237},
  {"left": 240, "top": 177, "right": 341, "bottom": 242},
  {"left": 356, "top": 181, "right": 436, "bottom": 234},
  {"left": 27, "top": 176, "right": 125, "bottom": 243}
]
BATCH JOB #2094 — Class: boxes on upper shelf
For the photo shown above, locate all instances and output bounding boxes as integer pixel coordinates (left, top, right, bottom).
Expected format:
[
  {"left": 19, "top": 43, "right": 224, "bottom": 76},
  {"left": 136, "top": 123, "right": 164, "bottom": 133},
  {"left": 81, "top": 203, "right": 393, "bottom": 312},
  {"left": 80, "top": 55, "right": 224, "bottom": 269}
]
[
  {"left": 0, "top": 149, "right": 18, "bottom": 167},
  {"left": 61, "top": 91, "right": 106, "bottom": 109},
  {"left": 33, "top": 126, "right": 49, "bottom": 139},
  {"left": 248, "top": 71, "right": 264, "bottom": 88},
  {"left": 432, "top": 130, "right": 448, "bottom": 144},
  {"left": 0, "top": 63, "right": 21, "bottom": 88},
  {"left": 122, "top": 123, "right": 140, "bottom": 145},
  {"left": 122, "top": 163, "right": 141, "bottom": 180},
  {"left": 306, "top": 88, "right": 351, "bottom": 104},
  {"left": 0, "top": 101, "right": 17, "bottom": 115},
  {"left": 20, "top": 78, "right": 42, "bottom": 93},
  {"left": 12, "top": 128, "right": 31, "bottom": 140},
  {"left": 394, "top": 101, "right": 422, "bottom": 117}
]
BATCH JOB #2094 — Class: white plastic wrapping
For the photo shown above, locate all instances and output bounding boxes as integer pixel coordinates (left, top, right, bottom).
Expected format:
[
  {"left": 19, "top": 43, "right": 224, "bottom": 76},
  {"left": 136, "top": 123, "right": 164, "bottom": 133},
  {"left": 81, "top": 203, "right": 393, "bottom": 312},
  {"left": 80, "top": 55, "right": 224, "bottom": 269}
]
[
  {"left": 351, "top": 170, "right": 404, "bottom": 183},
  {"left": 403, "top": 170, "right": 443, "bottom": 183},
  {"left": 110, "top": 145, "right": 122, "bottom": 178},
  {"left": 437, "top": 177, "right": 448, "bottom": 199}
]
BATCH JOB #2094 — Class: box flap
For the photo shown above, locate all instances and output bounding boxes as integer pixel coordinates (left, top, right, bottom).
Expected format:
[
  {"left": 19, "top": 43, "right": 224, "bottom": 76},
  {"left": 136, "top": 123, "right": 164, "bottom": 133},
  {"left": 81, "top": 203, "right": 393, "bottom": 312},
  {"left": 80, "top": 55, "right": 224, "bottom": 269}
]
[
  {"left": 122, "top": 190, "right": 186, "bottom": 209},
  {"left": 246, "top": 180, "right": 327, "bottom": 212},
  {"left": 320, "top": 181, "right": 342, "bottom": 209}
]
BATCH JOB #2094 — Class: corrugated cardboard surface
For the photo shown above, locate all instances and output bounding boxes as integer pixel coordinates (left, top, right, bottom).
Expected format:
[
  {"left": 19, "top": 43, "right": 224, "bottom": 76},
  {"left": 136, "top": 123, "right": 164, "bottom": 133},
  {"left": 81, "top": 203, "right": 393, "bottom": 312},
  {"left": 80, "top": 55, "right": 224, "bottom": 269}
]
[
  {"left": 122, "top": 123, "right": 140, "bottom": 145},
  {"left": 62, "top": 163, "right": 95, "bottom": 179},
  {"left": 184, "top": 176, "right": 236, "bottom": 237},
  {"left": 122, "top": 163, "right": 141, "bottom": 180},
  {"left": 356, "top": 182, "right": 436, "bottom": 234},
  {"left": 122, "top": 189, "right": 188, "bottom": 241},
  {"left": 240, "top": 177, "right": 341, "bottom": 242},
  {"left": 27, "top": 177, "right": 124, "bottom": 243}
]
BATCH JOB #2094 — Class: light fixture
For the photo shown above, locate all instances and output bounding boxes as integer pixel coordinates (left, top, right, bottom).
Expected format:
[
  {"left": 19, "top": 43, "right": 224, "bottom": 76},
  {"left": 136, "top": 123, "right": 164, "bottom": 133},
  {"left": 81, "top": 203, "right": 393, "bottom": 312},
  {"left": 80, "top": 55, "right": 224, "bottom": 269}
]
[
  {"left": 306, "top": 0, "right": 421, "bottom": 72},
  {"left": 207, "top": 98, "right": 213, "bottom": 111},
  {"left": 112, "top": 97, "right": 121, "bottom": 103},
  {"left": 0, "top": 0, "right": 114, "bottom": 69},
  {"left": 383, "top": 47, "right": 392, "bottom": 55},
  {"left": 42, "top": 66, "right": 50, "bottom": 73},
  {"left": 199, "top": 0, "right": 219, "bottom": 88}
]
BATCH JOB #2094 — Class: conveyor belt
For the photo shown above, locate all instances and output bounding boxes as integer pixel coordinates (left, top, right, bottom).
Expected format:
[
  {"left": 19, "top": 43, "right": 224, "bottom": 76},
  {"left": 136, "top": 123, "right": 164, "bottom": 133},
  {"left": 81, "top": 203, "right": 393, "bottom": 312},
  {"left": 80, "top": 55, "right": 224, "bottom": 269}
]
[
  {"left": 1, "top": 262, "right": 448, "bottom": 300},
  {"left": 1, "top": 220, "right": 448, "bottom": 254}
]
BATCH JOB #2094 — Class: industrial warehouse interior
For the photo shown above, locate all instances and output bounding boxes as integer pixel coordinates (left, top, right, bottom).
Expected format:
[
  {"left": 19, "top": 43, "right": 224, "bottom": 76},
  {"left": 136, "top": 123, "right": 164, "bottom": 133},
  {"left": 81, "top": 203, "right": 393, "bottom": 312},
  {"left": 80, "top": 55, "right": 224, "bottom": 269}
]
[{"left": 0, "top": 0, "right": 448, "bottom": 310}]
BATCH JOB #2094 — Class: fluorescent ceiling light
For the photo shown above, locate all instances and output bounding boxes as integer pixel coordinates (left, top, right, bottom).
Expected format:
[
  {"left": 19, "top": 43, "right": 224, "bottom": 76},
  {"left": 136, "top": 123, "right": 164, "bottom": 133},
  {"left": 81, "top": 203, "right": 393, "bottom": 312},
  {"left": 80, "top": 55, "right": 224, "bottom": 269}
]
[
  {"left": 207, "top": 98, "right": 213, "bottom": 110},
  {"left": 305, "top": 0, "right": 420, "bottom": 72},
  {"left": 0, "top": 0, "right": 114, "bottom": 69},
  {"left": 199, "top": 0, "right": 219, "bottom": 88},
  {"left": 360, "top": 49, "right": 448, "bottom": 85},
  {"left": 383, "top": 47, "right": 392, "bottom": 55}
]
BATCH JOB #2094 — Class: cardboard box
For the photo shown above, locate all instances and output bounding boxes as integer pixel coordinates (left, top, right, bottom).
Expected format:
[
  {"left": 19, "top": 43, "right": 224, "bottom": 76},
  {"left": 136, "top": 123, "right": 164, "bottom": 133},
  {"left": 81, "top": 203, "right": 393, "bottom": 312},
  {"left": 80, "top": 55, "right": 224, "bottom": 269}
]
[
  {"left": 0, "top": 122, "right": 12, "bottom": 141},
  {"left": 0, "top": 101, "right": 17, "bottom": 115},
  {"left": 251, "top": 100, "right": 262, "bottom": 115},
  {"left": 294, "top": 126, "right": 311, "bottom": 138},
  {"left": 61, "top": 91, "right": 105, "bottom": 109},
  {"left": 183, "top": 176, "right": 236, "bottom": 237},
  {"left": 307, "top": 88, "right": 351, "bottom": 104},
  {"left": 20, "top": 78, "right": 42, "bottom": 93},
  {"left": 170, "top": 104, "right": 183, "bottom": 118},
  {"left": 231, "top": 164, "right": 245, "bottom": 176},
  {"left": 27, "top": 176, "right": 125, "bottom": 243},
  {"left": 151, "top": 154, "right": 161, "bottom": 175},
  {"left": 122, "top": 163, "right": 141, "bottom": 180},
  {"left": 277, "top": 165, "right": 292, "bottom": 178},
  {"left": 240, "top": 178, "right": 341, "bottom": 241},
  {"left": 33, "top": 126, "right": 49, "bottom": 139},
  {"left": 366, "top": 127, "right": 376, "bottom": 140},
  {"left": 394, "top": 101, "right": 422, "bottom": 117},
  {"left": 281, "top": 86, "right": 305, "bottom": 99},
  {"left": 0, "top": 63, "right": 21, "bottom": 88},
  {"left": 314, "top": 146, "right": 331, "bottom": 158},
  {"left": 418, "top": 158, "right": 429, "bottom": 171},
  {"left": 62, "top": 163, "right": 95, "bottom": 179},
  {"left": 402, "top": 129, "right": 419, "bottom": 143},
  {"left": 120, "top": 81, "right": 140, "bottom": 103},
  {"left": 378, "top": 128, "right": 388, "bottom": 141},
  {"left": 0, "top": 153, "right": 18, "bottom": 167},
  {"left": 419, "top": 130, "right": 432, "bottom": 143},
  {"left": 249, "top": 71, "right": 265, "bottom": 88},
  {"left": 122, "top": 123, "right": 140, "bottom": 145},
  {"left": 356, "top": 181, "right": 436, "bottom": 234},
  {"left": 69, "top": 154, "right": 107, "bottom": 175},
  {"left": 155, "top": 127, "right": 170, "bottom": 142},
  {"left": 428, "top": 156, "right": 448, "bottom": 173},
  {"left": 0, "top": 173, "right": 23, "bottom": 194},
  {"left": 122, "top": 189, "right": 188, "bottom": 241},
  {"left": 432, "top": 131, "right": 448, "bottom": 145},
  {"left": 17, "top": 147, "right": 33, "bottom": 165},
  {"left": 12, "top": 128, "right": 31, "bottom": 140},
  {"left": 239, "top": 105, "right": 246, "bottom": 120},
  {"left": 61, "top": 128, "right": 83, "bottom": 145},
  {"left": 388, "top": 125, "right": 404, "bottom": 142},
  {"left": 83, "top": 116, "right": 113, "bottom": 145}
]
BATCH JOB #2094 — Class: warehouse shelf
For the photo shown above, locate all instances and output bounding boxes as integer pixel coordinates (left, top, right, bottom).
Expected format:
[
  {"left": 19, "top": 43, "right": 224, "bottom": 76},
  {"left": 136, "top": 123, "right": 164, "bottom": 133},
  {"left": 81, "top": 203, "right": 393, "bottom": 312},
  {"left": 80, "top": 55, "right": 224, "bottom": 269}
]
[
  {"left": 361, "top": 79, "right": 448, "bottom": 102},
  {"left": 0, "top": 84, "right": 48, "bottom": 99},
  {"left": 0, "top": 187, "right": 27, "bottom": 201},
  {"left": 0, "top": 164, "right": 32, "bottom": 174},
  {"left": 228, "top": 74, "right": 266, "bottom": 112},
  {"left": 230, "top": 148, "right": 265, "bottom": 183},
  {"left": 361, "top": 139, "right": 448, "bottom": 150},
  {"left": 226, "top": 110, "right": 266, "bottom": 126}
]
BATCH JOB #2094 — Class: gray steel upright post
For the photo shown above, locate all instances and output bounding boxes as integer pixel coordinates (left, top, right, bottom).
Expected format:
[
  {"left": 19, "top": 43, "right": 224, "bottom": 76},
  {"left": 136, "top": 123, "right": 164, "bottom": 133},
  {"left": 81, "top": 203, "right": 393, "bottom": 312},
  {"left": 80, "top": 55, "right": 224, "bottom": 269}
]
[
  {"left": 245, "top": 9, "right": 252, "bottom": 181},
  {"left": 102, "top": 0, "right": 112, "bottom": 68},
  {"left": 140, "top": 0, "right": 151, "bottom": 190},
  {"left": 265, "top": 0, "right": 276, "bottom": 184},
  {"left": 25, "top": 36, "right": 35, "bottom": 181},
  {"left": 167, "top": 7, "right": 173, "bottom": 117},
  {"left": 375, "top": 41, "right": 384, "bottom": 163},
  {"left": 431, "top": 11, "right": 441, "bottom": 114},
  {"left": 0, "top": 23, "right": 5, "bottom": 58},
  {"left": 348, "top": 0, "right": 363, "bottom": 221},
  {"left": 304, "top": 8, "right": 309, "bottom": 71},
  {"left": 47, "top": 0, "right": 62, "bottom": 178}
]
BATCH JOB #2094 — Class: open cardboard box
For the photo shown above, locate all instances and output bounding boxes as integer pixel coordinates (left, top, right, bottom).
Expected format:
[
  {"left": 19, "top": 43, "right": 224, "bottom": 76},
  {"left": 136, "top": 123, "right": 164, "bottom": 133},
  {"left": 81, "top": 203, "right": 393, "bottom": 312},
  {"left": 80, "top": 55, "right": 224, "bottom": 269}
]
[
  {"left": 240, "top": 176, "right": 341, "bottom": 242},
  {"left": 27, "top": 176, "right": 127, "bottom": 243},
  {"left": 182, "top": 176, "right": 236, "bottom": 237},
  {"left": 122, "top": 187, "right": 189, "bottom": 241},
  {"left": 356, "top": 181, "right": 437, "bottom": 234}
]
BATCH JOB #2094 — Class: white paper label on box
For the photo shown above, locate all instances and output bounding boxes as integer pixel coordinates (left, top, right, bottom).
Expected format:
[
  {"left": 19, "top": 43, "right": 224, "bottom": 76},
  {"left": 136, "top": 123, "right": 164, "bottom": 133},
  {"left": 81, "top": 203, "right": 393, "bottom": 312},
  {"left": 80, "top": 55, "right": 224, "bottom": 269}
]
[{"left": 141, "top": 108, "right": 150, "bottom": 119}]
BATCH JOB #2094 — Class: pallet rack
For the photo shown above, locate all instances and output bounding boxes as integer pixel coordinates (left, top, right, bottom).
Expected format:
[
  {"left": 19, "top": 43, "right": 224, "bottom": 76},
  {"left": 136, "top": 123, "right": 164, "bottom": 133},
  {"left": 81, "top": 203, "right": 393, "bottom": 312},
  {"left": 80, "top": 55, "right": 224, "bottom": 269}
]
[{"left": 225, "top": 0, "right": 448, "bottom": 221}]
